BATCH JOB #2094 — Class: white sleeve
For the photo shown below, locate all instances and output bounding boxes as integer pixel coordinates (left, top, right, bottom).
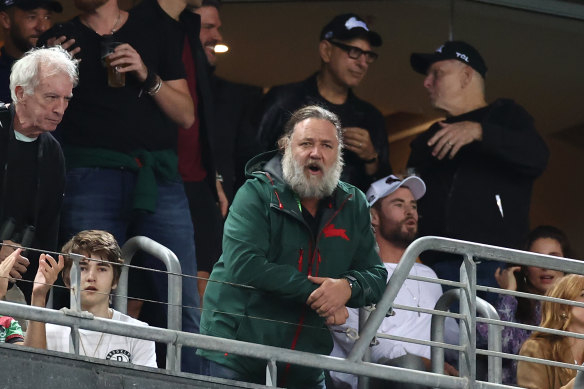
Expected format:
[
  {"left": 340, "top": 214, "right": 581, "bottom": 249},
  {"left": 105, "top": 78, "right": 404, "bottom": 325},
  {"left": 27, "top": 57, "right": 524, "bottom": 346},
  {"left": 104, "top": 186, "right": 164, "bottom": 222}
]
[{"left": 130, "top": 337, "right": 157, "bottom": 368}]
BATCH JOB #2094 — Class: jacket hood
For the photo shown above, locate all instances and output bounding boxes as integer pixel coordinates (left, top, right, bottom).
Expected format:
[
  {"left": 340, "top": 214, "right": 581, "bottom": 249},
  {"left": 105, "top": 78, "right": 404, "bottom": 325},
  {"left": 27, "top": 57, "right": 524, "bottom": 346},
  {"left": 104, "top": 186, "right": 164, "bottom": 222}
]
[{"left": 245, "top": 150, "right": 285, "bottom": 182}]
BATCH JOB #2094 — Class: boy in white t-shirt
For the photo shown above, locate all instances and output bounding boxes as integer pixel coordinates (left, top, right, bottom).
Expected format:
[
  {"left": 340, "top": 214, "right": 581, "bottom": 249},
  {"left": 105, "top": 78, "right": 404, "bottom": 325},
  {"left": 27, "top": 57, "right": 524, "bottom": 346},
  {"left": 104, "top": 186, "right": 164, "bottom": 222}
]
[{"left": 42, "top": 230, "right": 157, "bottom": 367}]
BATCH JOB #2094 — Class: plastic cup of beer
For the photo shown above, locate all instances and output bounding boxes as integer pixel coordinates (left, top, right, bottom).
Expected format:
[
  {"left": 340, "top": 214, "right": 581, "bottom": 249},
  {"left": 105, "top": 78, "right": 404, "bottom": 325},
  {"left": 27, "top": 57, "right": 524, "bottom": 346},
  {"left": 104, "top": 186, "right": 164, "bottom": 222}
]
[{"left": 103, "top": 41, "right": 125, "bottom": 88}]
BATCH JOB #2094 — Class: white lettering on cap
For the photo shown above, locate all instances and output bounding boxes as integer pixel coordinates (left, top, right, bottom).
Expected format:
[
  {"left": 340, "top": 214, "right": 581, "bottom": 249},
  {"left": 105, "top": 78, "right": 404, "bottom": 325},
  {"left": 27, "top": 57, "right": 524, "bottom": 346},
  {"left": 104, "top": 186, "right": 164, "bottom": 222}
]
[
  {"left": 345, "top": 17, "right": 369, "bottom": 31},
  {"left": 456, "top": 52, "right": 469, "bottom": 62},
  {"left": 435, "top": 45, "right": 444, "bottom": 53}
]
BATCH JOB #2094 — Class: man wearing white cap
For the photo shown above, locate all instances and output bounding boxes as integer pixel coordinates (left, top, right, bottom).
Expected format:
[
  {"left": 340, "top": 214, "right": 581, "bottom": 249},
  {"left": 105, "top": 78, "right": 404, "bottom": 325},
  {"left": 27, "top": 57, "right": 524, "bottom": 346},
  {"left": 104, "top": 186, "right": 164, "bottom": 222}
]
[{"left": 330, "top": 174, "right": 458, "bottom": 389}]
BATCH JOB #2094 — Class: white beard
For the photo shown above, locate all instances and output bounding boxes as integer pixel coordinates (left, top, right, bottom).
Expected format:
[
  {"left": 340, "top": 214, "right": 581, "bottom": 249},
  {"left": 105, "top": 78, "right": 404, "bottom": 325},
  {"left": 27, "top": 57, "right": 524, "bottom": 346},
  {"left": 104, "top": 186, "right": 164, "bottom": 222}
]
[{"left": 281, "top": 146, "right": 343, "bottom": 199}]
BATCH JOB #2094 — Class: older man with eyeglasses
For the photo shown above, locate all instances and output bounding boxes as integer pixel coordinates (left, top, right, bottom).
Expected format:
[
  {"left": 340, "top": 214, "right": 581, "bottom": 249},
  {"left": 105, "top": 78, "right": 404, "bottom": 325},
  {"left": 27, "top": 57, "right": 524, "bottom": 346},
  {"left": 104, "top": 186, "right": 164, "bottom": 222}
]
[{"left": 256, "top": 13, "right": 391, "bottom": 192}]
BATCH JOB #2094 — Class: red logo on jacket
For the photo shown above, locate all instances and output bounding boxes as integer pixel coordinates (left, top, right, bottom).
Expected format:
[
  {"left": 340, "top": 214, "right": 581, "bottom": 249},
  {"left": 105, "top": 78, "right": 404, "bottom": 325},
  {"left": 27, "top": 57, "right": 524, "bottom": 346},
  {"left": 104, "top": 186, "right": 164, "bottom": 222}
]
[{"left": 323, "top": 224, "right": 349, "bottom": 241}]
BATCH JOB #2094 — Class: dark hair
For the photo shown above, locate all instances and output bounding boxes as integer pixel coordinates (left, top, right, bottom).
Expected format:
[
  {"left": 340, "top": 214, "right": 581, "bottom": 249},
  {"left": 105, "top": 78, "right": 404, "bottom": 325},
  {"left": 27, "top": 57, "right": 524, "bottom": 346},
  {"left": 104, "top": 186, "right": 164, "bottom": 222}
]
[
  {"left": 61, "top": 230, "right": 123, "bottom": 288},
  {"left": 525, "top": 225, "right": 573, "bottom": 259},
  {"left": 515, "top": 225, "right": 573, "bottom": 324}
]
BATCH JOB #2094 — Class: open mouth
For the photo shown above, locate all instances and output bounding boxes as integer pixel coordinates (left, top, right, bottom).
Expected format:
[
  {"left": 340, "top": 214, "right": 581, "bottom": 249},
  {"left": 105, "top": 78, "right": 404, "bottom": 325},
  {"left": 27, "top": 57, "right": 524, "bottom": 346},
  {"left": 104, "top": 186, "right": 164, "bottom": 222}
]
[
  {"left": 540, "top": 275, "right": 556, "bottom": 282},
  {"left": 84, "top": 286, "right": 98, "bottom": 292},
  {"left": 307, "top": 163, "right": 323, "bottom": 175}
]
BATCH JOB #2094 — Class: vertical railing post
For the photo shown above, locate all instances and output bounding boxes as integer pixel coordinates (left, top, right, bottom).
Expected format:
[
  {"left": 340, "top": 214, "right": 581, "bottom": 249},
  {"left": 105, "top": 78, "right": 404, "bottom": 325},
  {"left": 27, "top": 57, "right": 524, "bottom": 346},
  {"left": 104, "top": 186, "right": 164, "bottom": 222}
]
[
  {"left": 68, "top": 253, "right": 84, "bottom": 355},
  {"left": 266, "top": 359, "right": 277, "bottom": 387},
  {"left": 459, "top": 254, "right": 477, "bottom": 386},
  {"left": 117, "top": 236, "right": 183, "bottom": 372},
  {"left": 357, "top": 306, "right": 373, "bottom": 389}
]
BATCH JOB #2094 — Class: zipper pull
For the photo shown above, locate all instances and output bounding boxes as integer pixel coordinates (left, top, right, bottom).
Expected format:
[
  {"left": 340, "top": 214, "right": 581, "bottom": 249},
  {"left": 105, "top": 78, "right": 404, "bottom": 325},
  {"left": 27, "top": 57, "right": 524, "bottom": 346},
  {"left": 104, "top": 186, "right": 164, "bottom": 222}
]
[{"left": 297, "top": 248, "right": 303, "bottom": 272}]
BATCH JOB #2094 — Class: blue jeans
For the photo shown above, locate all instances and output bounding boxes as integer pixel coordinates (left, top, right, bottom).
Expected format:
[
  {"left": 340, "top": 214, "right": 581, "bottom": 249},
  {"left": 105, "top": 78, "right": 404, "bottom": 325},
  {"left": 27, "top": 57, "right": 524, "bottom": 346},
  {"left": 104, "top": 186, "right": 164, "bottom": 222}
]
[{"left": 59, "top": 167, "right": 202, "bottom": 373}]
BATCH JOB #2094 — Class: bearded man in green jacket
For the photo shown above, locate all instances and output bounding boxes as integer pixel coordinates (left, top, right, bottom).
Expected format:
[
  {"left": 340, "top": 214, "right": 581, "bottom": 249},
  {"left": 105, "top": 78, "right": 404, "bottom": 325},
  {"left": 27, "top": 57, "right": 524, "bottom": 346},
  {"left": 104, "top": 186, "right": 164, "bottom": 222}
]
[{"left": 198, "top": 105, "right": 387, "bottom": 388}]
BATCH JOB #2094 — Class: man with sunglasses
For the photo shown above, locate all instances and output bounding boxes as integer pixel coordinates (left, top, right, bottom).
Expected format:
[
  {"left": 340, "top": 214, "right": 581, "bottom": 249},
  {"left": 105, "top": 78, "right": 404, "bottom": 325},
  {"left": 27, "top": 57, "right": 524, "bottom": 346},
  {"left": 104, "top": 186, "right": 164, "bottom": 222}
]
[{"left": 256, "top": 13, "right": 391, "bottom": 192}]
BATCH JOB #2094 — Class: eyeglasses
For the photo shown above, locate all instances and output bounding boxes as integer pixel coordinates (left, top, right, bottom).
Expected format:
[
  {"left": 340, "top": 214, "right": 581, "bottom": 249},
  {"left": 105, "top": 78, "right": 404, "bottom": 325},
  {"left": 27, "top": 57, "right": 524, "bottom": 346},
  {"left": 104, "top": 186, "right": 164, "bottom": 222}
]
[{"left": 328, "top": 40, "right": 378, "bottom": 64}]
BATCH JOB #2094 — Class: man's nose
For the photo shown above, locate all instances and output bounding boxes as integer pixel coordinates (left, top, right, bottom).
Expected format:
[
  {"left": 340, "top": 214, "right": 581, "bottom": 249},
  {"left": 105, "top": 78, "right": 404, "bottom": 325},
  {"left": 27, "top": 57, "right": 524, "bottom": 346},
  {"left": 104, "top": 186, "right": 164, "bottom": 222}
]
[
  {"left": 423, "top": 74, "right": 433, "bottom": 90},
  {"left": 53, "top": 99, "right": 67, "bottom": 115},
  {"left": 35, "top": 18, "right": 49, "bottom": 32},
  {"left": 356, "top": 53, "right": 368, "bottom": 69},
  {"left": 214, "top": 29, "right": 223, "bottom": 43},
  {"left": 309, "top": 145, "right": 322, "bottom": 158}
]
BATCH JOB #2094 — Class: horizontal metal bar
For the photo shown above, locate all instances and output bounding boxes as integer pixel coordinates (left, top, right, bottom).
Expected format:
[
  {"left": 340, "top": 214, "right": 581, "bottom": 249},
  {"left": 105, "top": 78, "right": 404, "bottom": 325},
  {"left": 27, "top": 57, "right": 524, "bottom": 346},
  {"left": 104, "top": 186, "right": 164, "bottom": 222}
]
[
  {"left": 375, "top": 333, "right": 465, "bottom": 353},
  {"left": 393, "top": 303, "right": 466, "bottom": 321},
  {"left": 478, "top": 348, "right": 584, "bottom": 372}
]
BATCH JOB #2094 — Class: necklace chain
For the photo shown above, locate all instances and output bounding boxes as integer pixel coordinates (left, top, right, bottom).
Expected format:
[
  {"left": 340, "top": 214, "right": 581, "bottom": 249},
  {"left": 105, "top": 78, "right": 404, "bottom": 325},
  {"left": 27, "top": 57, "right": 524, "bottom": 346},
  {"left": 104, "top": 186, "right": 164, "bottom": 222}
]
[
  {"left": 77, "top": 308, "right": 112, "bottom": 358},
  {"left": 111, "top": 11, "right": 122, "bottom": 34},
  {"left": 401, "top": 265, "right": 422, "bottom": 317},
  {"left": 79, "top": 331, "right": 106, "bottom": 358}
]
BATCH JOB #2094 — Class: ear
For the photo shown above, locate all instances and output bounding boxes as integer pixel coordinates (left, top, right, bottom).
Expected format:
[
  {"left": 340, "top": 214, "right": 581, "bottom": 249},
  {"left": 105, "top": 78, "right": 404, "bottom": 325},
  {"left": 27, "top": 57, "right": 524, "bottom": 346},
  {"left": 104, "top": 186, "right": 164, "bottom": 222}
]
[
  {"left": 0, "top": 11, "right": 11, "bottom": 30},
  {"left": 277, "top": 135, "right": 289, "bottom": 152},
  {"left": 370, "top": 207, "right": 380, "bottom": 229},
  {"left": 460, "top": 65, "right": 474, "bottom": 89},
  {"left": 14, "top": 85, "right": 24, "bottom": 102},
  {"left": 111, "top": 282, "right": 117, "bottom": 291},
  {"left": 319, "top": 40, "right": 333, "bottom": 64}
]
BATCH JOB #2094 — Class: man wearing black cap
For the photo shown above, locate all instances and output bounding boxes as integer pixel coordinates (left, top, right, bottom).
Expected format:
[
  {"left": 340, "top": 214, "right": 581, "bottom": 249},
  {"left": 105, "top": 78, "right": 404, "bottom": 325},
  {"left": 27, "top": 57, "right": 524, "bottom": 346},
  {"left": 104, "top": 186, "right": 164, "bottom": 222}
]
[
  {"left": 256, "top": 13, "right": 391, "bottom": 192},
  {"left": 0, "top": 0, "right": 62, "bottom": 102},
  {"left": 406, "top": 41, "right": 549, "bottom": 296}
]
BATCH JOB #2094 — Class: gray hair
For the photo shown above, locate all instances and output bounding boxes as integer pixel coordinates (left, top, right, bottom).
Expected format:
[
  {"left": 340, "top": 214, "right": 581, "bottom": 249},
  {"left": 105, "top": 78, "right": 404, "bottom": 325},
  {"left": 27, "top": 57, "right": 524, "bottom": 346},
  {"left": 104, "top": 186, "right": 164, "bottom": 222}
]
[
  {"left": 10, "top": 46, "right": 79, "bottom": 103},
  {"left": 278, "top": 105, "right": 343, "bottom": 151}
]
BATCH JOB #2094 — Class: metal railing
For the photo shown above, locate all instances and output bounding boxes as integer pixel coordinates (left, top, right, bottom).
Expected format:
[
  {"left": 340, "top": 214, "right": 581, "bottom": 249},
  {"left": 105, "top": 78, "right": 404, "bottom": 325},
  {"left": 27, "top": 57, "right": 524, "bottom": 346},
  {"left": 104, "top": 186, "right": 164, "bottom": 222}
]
[
  {"left": 116, "top": 236, "right": 183, "bottom": 371},
  {"left": 4, "top": 235, "right": 584, "bottom": 388}
]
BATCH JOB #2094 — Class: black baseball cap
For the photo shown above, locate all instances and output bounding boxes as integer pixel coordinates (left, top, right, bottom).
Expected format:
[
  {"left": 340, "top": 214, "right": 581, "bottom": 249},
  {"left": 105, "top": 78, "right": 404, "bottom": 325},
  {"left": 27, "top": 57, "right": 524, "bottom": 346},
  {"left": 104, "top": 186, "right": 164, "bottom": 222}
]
[
  {"left": 320, "top": 13, "right": 382, "bottom": 47},
  {"left": 410, "top": 41, "right": 487, "bottom": 77},
  {"left": 0, "top": 0, "right": 62, "bottom": 12}
]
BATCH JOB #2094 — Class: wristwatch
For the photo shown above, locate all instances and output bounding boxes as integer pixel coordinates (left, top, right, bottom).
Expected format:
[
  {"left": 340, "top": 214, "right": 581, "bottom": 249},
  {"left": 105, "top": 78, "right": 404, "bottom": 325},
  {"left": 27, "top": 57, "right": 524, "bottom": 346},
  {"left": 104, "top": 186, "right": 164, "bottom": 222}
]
[{"left": 344, "top": 275, "right": 357, "bottom": 289}]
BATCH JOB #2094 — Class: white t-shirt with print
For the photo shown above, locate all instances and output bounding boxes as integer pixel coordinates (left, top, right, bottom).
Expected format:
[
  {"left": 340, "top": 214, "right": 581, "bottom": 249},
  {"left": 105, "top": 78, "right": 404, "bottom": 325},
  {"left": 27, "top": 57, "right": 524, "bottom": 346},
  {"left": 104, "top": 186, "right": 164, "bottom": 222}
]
[{"left": 46, "top": 309, "right": 157, "bottom": 368}]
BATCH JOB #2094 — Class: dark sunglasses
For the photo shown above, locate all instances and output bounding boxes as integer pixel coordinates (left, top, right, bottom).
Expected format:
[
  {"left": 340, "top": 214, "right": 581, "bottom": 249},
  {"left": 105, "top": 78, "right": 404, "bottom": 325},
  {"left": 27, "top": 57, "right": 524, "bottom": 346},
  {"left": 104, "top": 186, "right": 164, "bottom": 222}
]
[{"left": 328, "top": 40, "right": 378, "bottom": 64}]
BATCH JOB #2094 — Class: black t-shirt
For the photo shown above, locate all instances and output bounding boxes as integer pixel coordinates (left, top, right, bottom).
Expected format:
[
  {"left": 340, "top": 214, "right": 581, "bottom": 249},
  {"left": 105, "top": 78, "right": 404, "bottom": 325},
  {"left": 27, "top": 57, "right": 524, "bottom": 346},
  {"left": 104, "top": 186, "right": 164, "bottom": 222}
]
[
  {"left": 38, "top": 2, "right": 186, "bottom": 152},
  {"left": 1, "top": 137, "right": 38, "bottom": 237}
]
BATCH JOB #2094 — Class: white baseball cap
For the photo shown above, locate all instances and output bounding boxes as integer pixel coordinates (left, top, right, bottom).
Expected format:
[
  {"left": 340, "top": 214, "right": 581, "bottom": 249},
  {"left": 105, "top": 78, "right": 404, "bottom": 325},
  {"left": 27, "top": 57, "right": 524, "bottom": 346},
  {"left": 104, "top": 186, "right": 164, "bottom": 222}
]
[{"left": 366, "top": 175, "right": 426, "bottom": 206}]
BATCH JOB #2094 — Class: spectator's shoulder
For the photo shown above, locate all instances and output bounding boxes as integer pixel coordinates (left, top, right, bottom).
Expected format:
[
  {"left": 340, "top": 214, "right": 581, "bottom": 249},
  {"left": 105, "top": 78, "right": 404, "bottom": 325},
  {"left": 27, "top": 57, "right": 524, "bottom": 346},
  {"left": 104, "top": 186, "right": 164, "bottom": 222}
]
[
  {"left": 519, "top": 336, "right": 549, "bottom": 357},
  {"left": 490, "top": 98, "right": 533, "bottom": 118},
  {"left": 337, "top": 181, "right": 368, "bottom": 208},
  {"left": 113, "top": 310, "right": 150, "bottom": 327},
  {"left": 265, "top": 79, "right": 304, "bottom": 100}
]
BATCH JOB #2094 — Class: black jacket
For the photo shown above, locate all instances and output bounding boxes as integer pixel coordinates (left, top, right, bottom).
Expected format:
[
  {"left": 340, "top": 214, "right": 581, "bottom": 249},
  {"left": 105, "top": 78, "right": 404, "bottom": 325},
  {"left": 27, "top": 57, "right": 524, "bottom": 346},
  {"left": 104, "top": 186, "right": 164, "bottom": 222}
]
[
  {"left": 211, "top": 75, "right": 263, "bottom": 201},
  {"left": 180, "top": 8, "right": 218, "bottom": 197},
  {"left": 407, "top": 99, "right": 549, "bottom": 263},
  {"left": 0, "top": 104, "right": 65, "bottom": 301}
]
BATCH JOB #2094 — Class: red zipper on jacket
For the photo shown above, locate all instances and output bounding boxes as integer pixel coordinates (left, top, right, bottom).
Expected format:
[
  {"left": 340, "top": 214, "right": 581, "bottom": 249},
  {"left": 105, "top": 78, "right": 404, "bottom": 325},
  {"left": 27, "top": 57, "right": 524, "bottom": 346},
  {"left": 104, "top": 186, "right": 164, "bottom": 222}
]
[
  {"left": 281, "top": 194, "right": 353, "bottom": 385},
  {"left": 297, "top": 248, "right": 303, "bottom": 272}
]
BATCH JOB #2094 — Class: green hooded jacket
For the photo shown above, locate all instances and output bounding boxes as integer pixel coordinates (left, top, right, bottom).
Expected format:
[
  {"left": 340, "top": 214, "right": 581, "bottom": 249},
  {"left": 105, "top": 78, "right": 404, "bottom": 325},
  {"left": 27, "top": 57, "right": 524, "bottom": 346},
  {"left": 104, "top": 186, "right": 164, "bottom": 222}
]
[{"left": 198, "top": 151, "right": 387, "bottom": 387}]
